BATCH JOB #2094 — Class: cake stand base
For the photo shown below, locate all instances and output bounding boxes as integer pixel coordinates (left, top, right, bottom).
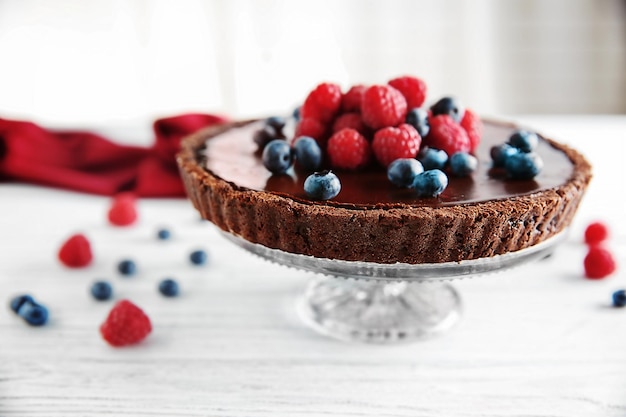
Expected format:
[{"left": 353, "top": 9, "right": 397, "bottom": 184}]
[
  {"left": 221, "top": 230, "right": 567, "bottom": 344},
  {"left": 297, "top": 278, "right": 461, "bottom": 343}
]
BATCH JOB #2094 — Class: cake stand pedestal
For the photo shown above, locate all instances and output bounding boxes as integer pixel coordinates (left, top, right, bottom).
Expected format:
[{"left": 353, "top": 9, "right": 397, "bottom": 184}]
[{"left": 223, "top": 232, "right": 566, "bottom": 344}]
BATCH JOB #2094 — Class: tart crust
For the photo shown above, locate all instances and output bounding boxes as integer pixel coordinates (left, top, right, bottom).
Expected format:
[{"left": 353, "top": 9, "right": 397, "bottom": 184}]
[{"left": 177, "top": 120, "right": 592, "bottom": 264}]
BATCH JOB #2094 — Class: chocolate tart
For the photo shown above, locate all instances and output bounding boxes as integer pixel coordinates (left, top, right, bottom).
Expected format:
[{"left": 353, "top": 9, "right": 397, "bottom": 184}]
[{"left": 177, "top": 119, "right": 591, "bottom": 264}]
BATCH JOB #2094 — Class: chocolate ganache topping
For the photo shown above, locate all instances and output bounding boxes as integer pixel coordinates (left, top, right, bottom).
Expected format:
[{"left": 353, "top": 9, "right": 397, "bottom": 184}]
[{"left": 199, "top": 119, "right": 574, "bottom": 208}]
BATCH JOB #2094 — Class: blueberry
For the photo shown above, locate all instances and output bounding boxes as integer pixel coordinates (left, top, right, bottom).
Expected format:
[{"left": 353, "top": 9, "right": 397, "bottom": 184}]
[
  {"left": 387, "top": 158, "right": 424, "bottom": 188},
  {"left": 117, "top": 259, "right": 137, "bottom": 276},
  {"left": 504, "top": 152, "right": 543, "bottom": 180},
  {"left": 430, "top": 97, "right": 465, "bottom": 123},
  {"left": 304, "top": 170, "right": 341, "bottom": 200},
  {"left": 158, "top": 278, "right": 180, "bottom": 297},
  {"left": 19, "top": 302, "right": 49, "bottom": 326},
  {"left": 508, "top": 130, "right": 539, "bottom": 153},
  {"left": 262, "top": 139, "right": 294, "bottom": 174},
  {"left": 413, "top": 169, "right": 448, "bottom": 197},
  {"left": 157, "top": 228, "right": 171, "bottom": 240},
  {"left": 293, "top": 106, "right": 301, "bottom": 121},
  {"left": 490, "top": 143, "right": 519, "bottom": 167},
  {"left": 253, "top": 125, "right": 282, "bottom": 149},
  {"left": 405, "top": 108, "right": 430, "bottom": 137},
  {"left": 265, "top": 116, "right": 286, "bottom": 131},
  {"left": 90, "top": 281, "right": 113, "bottom": 301},
  {"left": 190, "top": 249, "right": 208, "bottom": 265},
  {"left": 9, "top": 294, "right": 35, "bottom": 314},
  {"left": 293, "top": 136, "right": 322, "bottom": 171},
  {"left": 449, "top": 152, "right": 478, "bottom": 177},
  {"left": 419, "top": 148, "right": 448, "bottom": 171},
  {"left": 612, "top": 289, "right": 626, "bottom": 307}
]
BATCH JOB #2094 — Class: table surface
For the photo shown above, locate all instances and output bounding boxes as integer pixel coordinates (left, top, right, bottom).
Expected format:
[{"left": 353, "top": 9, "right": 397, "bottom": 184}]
[{"left": 1, "top": 116, "right": 625, "bottom": 417}]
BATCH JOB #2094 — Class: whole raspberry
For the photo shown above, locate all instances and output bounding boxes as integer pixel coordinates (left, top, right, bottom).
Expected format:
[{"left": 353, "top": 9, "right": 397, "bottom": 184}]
[
  {"left": 108, "top": 194, "right": 138, "bottom": 227},
  {"left": 372, "top": 124, "right": 422, "bottom": 167},
  {"left": 584, "top": 246, "right": 616, "bottom": 279},
  {"left": 58, "top": 233, "right": 93, "bottom": 268},
  {"left": 341, "top": 85, "right": 367, "bottom": 112},
  {"left": 332, "top": 113, "right": 370, "bottom": 137},
  {"left": 425, "top": 115, "right": 471, "bottom": 156},
  {"left": 100, "top": 300, "right": 152, "bottom": 347},
  {"left": 300, "top": 82, "right": 342, "bottom": 124},
  {"left": 295, "top": 117, "right": 327, "bottom": 144},
  {"left": 584, "top": 221, "right": 609, "bottom": 246},
  {"left": 460, "top": 108, "right": 483, "bottom": 152},
  {"left": 361, "top": 85, "right": 408, "bottom": 130},
  {"left": 327, "top": 129, "right": 371, "bottom": 170},
  {"left": 388, "top": 76, "right": 427, "bottom": 110}
]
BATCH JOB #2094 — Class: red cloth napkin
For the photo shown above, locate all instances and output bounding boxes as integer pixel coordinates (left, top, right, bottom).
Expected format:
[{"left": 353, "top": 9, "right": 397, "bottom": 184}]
[{"left": 0, "top": 113, "right": 227, "bottom": 197}]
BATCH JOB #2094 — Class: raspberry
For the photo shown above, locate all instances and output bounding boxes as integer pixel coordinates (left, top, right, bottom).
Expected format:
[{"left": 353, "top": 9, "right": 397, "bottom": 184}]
[
  {"left": 388, "top": 76, "right": 427, "bottom": 110},
  {"left": 425, "top": 115, "right": 471, "bottom": 156},
  {"left": 327, "top": 129, "right": 371, "bottom": 170},
  {"left": 372, "top": 124, "right": 422, "bottom": 167},
  {"left": 361, "top": 85, "right": 408, "bottom": 130},
  {"left": 341, "top": 85, "right": 367, "bottom": 112},
  {"left": 108, "top": 194, "right": 138, "bottom": 226},
  {"left": 295, "top": 117, "right": 327, "bottom": 144},
  {"left": 460, "top": 108, "right": 482, "bottom": 152},
  {"left": 332, "top": 113, "right": 369, "bottom": 136},
  {"left": 300, "top": 82, "right": 342, "bottom": 123},
  {"left": 58, "top": 233, "right": 93, "bottom": 268},
  {"left": 100, "top": 299, "right": 152, "bottom": 347},
  {"left": 584, "top": 221, "right": 609, "bottom": 245},
  {"left": 584, "top": 246, "right": 616, "bottom": 279}
]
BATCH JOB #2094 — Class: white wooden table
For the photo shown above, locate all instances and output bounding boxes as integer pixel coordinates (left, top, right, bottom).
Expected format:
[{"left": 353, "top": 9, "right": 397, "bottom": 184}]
[{"left": 1, "top": 116, "right": 625, "bottom": 416}]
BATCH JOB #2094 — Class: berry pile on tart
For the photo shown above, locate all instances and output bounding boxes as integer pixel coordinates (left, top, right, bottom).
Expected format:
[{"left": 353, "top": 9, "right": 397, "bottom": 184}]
[{"left": 177, "top": 76, "right": 592, "bottom": 264}]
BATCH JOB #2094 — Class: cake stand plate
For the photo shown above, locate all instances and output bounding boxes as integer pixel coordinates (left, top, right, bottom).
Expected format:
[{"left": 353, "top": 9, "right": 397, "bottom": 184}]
[{"left": 223, "top": 231, "right": 567, "bottom": 343}]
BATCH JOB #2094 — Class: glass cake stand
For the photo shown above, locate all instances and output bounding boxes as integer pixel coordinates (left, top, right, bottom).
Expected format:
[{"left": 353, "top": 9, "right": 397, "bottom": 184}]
[{"left": 222, "top": 231, "right": 567, "bottom": 344}]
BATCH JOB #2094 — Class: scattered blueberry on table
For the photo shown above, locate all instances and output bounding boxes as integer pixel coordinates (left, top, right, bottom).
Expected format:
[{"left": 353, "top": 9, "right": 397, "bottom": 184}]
[
  {"left": 90, "top": 281, "right": 113, "bottom": 301},
  {"left": 189, "top": 250, "right": 208, "bottom": 265},
  {"left": 612, "top": 290, "right": 626, "bottom": 308},
  {"left": 117, "top": 259, "right": 137, "bottom": 276},
  {"left": 158, "top": 278, "right": 180, "bottom": 297},
  {"left": 9, "top": 294, "right": 49, "bottom": 326},
  {"left": 157, "top": 228, "right": 171, "bottom": 240}
]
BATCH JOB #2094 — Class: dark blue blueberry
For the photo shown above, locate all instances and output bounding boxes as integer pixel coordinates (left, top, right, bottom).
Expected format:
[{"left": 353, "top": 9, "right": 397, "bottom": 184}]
[
  {"left": 9, "top": 294, "right": 35, "bottom": 314},
  {"left": 430, "top": 97, "right": 465, "bottom": 123},
  {"left": 117, "top": 259, "right": 137, "bottom": 276},
  {"left": 253, "top": 125, "right": 283, "bottom": 149},
  {"left": 262, "top": 139, "right": 295, "bottom": 174},
  {"left": 293, "top": 106, "right": 301, "bottom": 121},
  {"left": 612, "top": 289, "right": 626, "bottom": 307},
  {"left": 508, "top": 130, "right": 539, "bottom": 153},
  {"left": 304, "top": 170, "right": 341, "bottom": 200},
  {"left": 387, "top": 158, "right": 424, "bottom": 188},
  {"left": 449, "top": 152, "right": 478, "bottom": 177},
  {"left": 190, "top": 249, "right": 208, "bottom": 265},
  {"left": 490, "top": 143, "right": 519, "bottom": 167},
  {"left": 265, "top": 116, "right": 286, "bottom": 131},
  {"left": 158, "top": 278, "right": 180, "bottom": 297},
  {"left": 419, "top": 148, "right": 448, "bottom": 171},
  {"left": 405, "top": 108, "right": 430, "bottom": 137},
  {"left": 504, "top": 152, "right": 543, "bottom": 180},
  {"left": 293, "top": 136, "right": 323, "bottom": 171},
  {"left": 157, "top": 228, "right": 171, "bottom": 240},
  {"left": 412, "top": 169, "right": 448, "bottom": 197},
  {"left": 19, "top": 302, "right": 49, "bottom": 326},
  {"left": 90, "top": 281, "right": 113, "bottom": 301}
]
